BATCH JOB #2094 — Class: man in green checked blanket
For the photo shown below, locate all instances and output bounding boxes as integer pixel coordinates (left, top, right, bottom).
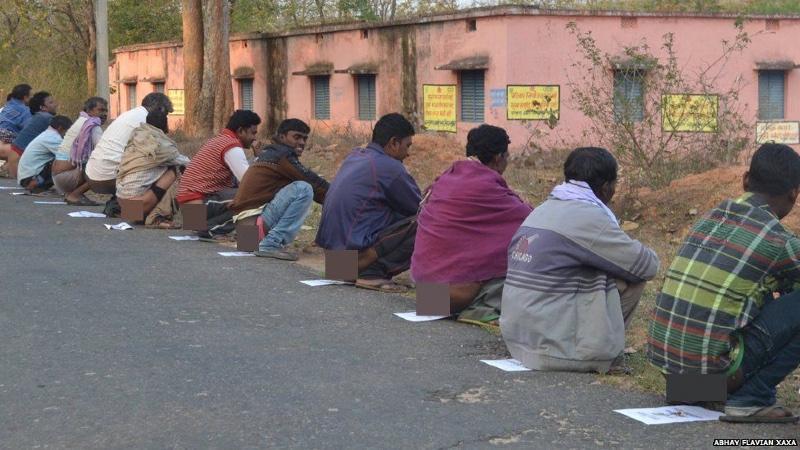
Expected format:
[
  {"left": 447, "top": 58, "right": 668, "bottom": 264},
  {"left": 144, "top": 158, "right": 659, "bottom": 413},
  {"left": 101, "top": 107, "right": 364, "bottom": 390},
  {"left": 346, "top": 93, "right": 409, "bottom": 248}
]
[{"left": 648, "top": 143, "right": 800, "bottom": 424}]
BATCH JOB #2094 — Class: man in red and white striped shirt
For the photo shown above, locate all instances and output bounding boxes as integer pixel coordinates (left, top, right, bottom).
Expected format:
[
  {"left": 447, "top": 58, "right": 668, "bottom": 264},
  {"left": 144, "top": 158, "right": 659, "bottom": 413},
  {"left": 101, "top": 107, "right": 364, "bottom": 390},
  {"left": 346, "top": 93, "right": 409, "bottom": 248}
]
[{"left": 177, "top": 110, "right": 261, "bottom": 236}]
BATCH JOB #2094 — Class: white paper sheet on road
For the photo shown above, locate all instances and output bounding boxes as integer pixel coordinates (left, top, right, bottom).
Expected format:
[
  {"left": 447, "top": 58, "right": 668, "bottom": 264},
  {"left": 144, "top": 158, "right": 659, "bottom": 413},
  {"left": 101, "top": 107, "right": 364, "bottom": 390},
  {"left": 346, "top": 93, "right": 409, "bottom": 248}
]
[
  {"left": 614, "top": 405, "right": 723, "bottom": 425},
  {"left": 10, "top": 192, "right": 27, "bottom": 195},
  {"left": 218, "top": 251, "right": 254, "bottom": 257},
  {"left": 34, "top": 200, "right": 67, "bottom": 204},
  {"left": 393, "top": 311, "right": 448, "bottom": 322},
  {"left": 169, "top": 235, "right": 200, "bottom": 241},
  {"left": 104, "top": 222, "right": 134, "bottom": 231},
  {"left": 0, "top": 186, "right": 23, "bottom": 190},
  {"left": 68, "top": 211, "right": 106, "bottom": 218},
  {"left": 480, "top": 359, "right": 532, "bottom": 372},
  {"left": 299, "top": 279, "right": 351, "bottom": 287}
]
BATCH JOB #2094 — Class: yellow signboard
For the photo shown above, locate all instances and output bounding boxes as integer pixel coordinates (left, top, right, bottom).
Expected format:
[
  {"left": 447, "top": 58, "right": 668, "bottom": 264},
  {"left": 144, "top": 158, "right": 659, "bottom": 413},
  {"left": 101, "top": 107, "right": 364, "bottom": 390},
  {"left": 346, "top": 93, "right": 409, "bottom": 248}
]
[
  {"left": 661, "top": 94, "right": 718, "bottom": 132},
  {"left": 507, "top": 85, "right": 560, "bottom": 121},
  {"left": 423, "top": 84, "right": 457, "bottom": 133},
  {"left": 167, "top": 89, "right": 185, "bottom": 116},
  {"left": 756, "top": 121, "right": 800, "bottom": 145}
]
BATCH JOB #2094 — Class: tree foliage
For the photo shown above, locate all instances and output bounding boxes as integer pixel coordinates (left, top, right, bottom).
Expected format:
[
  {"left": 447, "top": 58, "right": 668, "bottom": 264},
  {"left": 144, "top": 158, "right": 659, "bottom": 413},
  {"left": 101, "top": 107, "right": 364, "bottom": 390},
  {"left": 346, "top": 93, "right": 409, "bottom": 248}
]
[{"left": 109, "top": 0, "right": 183, "bottom": 50}]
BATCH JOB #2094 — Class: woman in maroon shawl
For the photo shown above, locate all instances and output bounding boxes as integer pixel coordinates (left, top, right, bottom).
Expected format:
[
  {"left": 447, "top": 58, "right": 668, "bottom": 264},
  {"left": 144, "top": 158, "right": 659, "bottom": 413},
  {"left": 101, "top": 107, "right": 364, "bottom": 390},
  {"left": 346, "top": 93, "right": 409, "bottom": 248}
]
[{"left": 411, "top": 125, "right": 532, "bottom": 322}]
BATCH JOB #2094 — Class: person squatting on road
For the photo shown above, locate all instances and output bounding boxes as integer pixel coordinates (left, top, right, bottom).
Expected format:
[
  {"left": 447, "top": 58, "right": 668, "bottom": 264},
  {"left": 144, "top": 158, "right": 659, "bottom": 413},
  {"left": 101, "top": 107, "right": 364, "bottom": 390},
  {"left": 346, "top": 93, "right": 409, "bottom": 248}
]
[
  {"left": 316, "top": 113, "right": 421, "bottom": 294},
  {"left": 500, "top": 147, "right": 660, "bottom": 375},
  {"left": 229, "top": 118, "right": 329, "bottom": 261},
  {"left": 0, "top": 84, "right": 33, "bottom": 176},
  {"left": 648, "top": 143, "right": 800, "bottom": 424},
  {"left": 52, "top": 96, "right": 108, "bottom": 206},
  {"left": 16, "top": 115, "right": 73, "bottom": 193},
  {"left": 116, "top": 110, "right": 189, "bottom": 228},
  {"left": 411, "top": 124, "right": 532, "bottom": 323},
  {"left": 176, "top": 110, "right": 261, "bottom": 238},
  {"left": 86, "top": 92, "right": 174, "bottom": 196}
]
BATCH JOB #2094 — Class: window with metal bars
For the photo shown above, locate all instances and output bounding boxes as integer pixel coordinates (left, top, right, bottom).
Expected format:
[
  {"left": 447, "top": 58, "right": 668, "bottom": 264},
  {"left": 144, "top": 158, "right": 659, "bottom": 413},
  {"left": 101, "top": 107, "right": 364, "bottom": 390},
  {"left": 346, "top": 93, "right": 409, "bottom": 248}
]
[
  {"left": 152, "top": 82, "right": 165, "bottom": 94},
  {"left": 239, "top": 79, "right": 254, "bottom": 111},
  {"left": 127, "top": 83, "right": 137, "bottom": 111},
  {"left": 613, "top": 70, "right": 644, "bottom": 123},
  {"left": 758, "top": 70, "right": 785, "bottom": 120},
  {"left": 313, "top": 76, "right": 330, "bottom": 120},
  {"left": 460, "top": 70, "right": 484, "bottom": 123},
  {"left": 357, "top": 75, "right": 376, "bottom": 121}
]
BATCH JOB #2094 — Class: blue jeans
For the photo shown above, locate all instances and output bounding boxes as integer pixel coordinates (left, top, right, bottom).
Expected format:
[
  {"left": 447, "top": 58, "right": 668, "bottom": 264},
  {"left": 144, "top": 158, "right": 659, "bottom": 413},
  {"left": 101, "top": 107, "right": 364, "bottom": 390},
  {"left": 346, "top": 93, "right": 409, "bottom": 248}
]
[
  {"left": 727, "top": 290, "right": 800, "bottom": 407},
  {"left": 258, "top": 181, "right": 313, "bottom": 251}
]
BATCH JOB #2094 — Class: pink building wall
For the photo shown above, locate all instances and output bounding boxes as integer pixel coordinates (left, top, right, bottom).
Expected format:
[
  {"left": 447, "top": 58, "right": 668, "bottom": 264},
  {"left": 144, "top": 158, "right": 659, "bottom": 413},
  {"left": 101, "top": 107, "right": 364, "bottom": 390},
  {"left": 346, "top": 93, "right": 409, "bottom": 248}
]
[{"left": 109, "top": 7, "right": 800, "bottom": 151}]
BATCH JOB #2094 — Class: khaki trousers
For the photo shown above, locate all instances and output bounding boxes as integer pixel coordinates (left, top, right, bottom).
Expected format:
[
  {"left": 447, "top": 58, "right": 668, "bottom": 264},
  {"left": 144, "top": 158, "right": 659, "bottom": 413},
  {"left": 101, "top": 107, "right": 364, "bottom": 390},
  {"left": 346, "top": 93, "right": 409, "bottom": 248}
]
[{"left": 616, "top": 280, "right": 646, "bottom": 329}]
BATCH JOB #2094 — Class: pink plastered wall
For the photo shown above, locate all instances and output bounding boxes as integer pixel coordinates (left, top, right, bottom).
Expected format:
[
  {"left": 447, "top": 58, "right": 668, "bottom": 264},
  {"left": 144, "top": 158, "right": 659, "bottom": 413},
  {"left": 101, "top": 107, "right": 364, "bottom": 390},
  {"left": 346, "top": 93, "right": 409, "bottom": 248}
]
[{"left": 109, "top": 10, "right": 800, "bottom": 151}]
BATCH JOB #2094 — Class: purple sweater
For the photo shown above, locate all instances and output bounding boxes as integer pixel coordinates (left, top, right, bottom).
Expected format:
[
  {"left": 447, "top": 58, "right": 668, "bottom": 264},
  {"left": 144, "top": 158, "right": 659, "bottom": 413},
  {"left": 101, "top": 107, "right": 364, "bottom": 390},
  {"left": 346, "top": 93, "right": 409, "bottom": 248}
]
[{"left": 316, "top": 143, "right": 421, "bottom": 250}]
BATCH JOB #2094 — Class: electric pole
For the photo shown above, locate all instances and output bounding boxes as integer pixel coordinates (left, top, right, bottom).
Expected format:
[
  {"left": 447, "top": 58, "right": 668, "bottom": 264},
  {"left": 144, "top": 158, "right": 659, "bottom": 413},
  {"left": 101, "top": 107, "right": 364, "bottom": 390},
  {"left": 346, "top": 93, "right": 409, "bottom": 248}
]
[{"left": 95, "top": 0, "right": 109, "bottom": 100}]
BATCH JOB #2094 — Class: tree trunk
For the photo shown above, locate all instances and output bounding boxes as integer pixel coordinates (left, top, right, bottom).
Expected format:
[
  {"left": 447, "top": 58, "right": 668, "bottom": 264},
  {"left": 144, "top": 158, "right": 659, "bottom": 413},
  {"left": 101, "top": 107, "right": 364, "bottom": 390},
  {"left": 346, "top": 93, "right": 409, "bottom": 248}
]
[
  {"left": 203, "top": 0, "right": 233, "bottom": 133},
  {"left": 314, "top": 0, "right": 326, "bottom": 22},
  {"left": 86, "top": 52, "right": 97, "bottom": 97},
  {"left": 182, "top": 0, "right": 205, "bottom": 135},
  {"left": 85, "top": 3, "right": 97, "bottom": 97},
  {"left": 182, "top": 0, "right": 232, "bottom": 136}
]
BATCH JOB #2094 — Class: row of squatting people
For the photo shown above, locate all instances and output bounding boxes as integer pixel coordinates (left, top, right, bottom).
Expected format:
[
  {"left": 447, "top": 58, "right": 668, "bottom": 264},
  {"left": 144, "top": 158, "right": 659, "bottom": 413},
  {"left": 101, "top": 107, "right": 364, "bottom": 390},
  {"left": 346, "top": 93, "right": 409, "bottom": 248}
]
[
  {"left": 0, "top": 85, "right": 60, "bottom": 181},
  {"left": 315, "top": 114, "right": 799, "bottom": 423},
  {"left": 4, "top": 87, "right": 797, "bottom": 422}
]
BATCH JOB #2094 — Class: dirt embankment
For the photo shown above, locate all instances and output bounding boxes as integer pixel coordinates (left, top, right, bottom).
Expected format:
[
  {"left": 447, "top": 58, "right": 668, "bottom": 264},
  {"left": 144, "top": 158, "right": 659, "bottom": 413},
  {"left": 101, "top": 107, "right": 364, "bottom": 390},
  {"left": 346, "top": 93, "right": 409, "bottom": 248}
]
[{"left": 637, "top": 165, "right": 800, "bottom": 237}]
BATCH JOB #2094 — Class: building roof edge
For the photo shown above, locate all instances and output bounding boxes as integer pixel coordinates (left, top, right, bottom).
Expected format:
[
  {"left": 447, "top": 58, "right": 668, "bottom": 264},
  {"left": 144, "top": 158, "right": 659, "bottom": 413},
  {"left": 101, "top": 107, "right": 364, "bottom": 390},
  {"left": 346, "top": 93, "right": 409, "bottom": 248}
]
[{"left": 113, "top": 4, "right": 800, "bottom": 53}]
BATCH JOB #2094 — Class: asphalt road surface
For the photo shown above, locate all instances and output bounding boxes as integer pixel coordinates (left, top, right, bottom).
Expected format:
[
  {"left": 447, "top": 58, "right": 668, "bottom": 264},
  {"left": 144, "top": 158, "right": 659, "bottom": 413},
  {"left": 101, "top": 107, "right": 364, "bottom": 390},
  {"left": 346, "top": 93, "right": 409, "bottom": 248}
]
[{"left": 1, "top": 180, "right": 797, "bottom": 449}]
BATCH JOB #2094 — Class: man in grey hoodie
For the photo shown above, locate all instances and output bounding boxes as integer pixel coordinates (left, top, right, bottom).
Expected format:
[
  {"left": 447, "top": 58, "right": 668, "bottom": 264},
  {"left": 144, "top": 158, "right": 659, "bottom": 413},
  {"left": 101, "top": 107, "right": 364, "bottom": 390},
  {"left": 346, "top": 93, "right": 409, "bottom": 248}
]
[{"left": 500, "top": 147, "right": 659, "bottom": 374}]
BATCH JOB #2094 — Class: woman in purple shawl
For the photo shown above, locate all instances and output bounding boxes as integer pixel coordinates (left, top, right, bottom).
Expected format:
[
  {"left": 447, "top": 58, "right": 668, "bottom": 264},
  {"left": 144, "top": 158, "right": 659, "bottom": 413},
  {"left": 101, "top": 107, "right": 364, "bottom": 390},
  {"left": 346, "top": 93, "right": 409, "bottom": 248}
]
[{"left": 411, "top": 125, "right": 532, "bottom": 322}]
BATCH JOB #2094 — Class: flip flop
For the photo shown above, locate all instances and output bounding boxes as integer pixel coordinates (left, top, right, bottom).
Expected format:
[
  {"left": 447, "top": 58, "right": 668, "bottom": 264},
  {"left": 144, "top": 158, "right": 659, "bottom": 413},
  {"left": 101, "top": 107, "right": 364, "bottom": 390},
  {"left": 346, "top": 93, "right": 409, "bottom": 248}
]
[
  {"left": 720, "top": 405, "right": 799, "bottom": 424},
  {"left": 65, "top": 195, "right": 99, "bottom": 206},
  {"left": 355, "top": 279, "right": 409, "bottom": 294},
  {"left": 147, "top": 220, "right": 180, "bottom": 230}
]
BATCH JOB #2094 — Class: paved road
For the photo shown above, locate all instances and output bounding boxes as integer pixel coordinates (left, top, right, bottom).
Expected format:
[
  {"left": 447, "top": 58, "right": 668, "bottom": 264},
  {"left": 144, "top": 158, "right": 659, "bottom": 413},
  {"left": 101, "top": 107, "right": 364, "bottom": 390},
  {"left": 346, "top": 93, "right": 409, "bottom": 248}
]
[{"left": 1, "top": 180, "right": 797, "bottom": 449}]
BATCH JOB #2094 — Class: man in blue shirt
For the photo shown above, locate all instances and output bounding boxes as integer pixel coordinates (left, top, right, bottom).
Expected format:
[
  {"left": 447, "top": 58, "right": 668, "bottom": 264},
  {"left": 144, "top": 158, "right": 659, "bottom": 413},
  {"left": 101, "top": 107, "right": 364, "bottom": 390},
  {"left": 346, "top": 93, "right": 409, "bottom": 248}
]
[
  {"left": 316, "top": 113, "right": 421, "bottom": 293},
  {"left": 0, "top": 84, "right": 32, "bottom": 142},
  {"left": 17, "top": 115, "right": 72, "bottom": 192},
  {"left": 0, "top": 84, "right": 33, "bottom": 178},
  {"left": 12, "top": 91, "right": 58, "bottom": 151}
]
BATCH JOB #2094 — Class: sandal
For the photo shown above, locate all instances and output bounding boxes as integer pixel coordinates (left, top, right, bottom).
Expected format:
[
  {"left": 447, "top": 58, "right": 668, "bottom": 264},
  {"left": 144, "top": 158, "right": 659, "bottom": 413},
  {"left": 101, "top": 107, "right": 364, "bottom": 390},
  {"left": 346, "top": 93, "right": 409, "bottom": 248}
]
[
  {"left": 720, "top": 405, "right": 799, "bottom": 424},
  {"left": 146, "top": 215, "right": 180, "bottom": 230},
  {"left": 65, "top": 195, "right": 100, "bottom": 206},
  {"left": 355, "top": 278, "right": 409, "bottom": 294}
]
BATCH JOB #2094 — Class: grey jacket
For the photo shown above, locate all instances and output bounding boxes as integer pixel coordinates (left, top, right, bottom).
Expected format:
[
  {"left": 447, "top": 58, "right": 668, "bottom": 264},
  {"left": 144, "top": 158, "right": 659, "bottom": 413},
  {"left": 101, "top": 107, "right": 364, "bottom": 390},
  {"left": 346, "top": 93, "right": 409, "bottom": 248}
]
[{"left": 500, "top": 198, "right": 659, "bottom": 372}]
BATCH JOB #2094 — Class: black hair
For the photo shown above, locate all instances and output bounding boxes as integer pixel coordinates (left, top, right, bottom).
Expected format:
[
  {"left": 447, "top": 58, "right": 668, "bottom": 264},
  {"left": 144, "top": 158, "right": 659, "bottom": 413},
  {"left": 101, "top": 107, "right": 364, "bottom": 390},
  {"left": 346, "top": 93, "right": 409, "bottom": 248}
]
[
  {"left": 277, "top": 118, "right": 310, "bottom": 136},
  {"left": 563, "top": 147, "right": 618, "bottom": 196},
  {"left": 748, "top": 143, "right": 800, "bottom": 196},
  {"left": 49, "top": 115, "right": 72, "bottom": 131},
  {"left": 83, "top": 96, "right": 108, "bottom": 112},
  {"left": 29, "top": 91, "right": 51, "bottom": 114},
  {"left": 141, "top": 92, "right": 172, "bottom": 114},
  {"left": 466, "top": 124, "right": 510, "bottom": 164},
  {"left": 225, "top": 109, "right": 262, "bottom": 132},
  {"left": 6, "top": 94, "right": 11, "bottom": 102},
  {"left": 371, "top": 113, "right": 415, "bottom": 147},
  {"left": 146, "top": 110, "right": 169, "bottom": 133},
  {"left": 10, "top": 84, "right": 32, "bottom": 101}
]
